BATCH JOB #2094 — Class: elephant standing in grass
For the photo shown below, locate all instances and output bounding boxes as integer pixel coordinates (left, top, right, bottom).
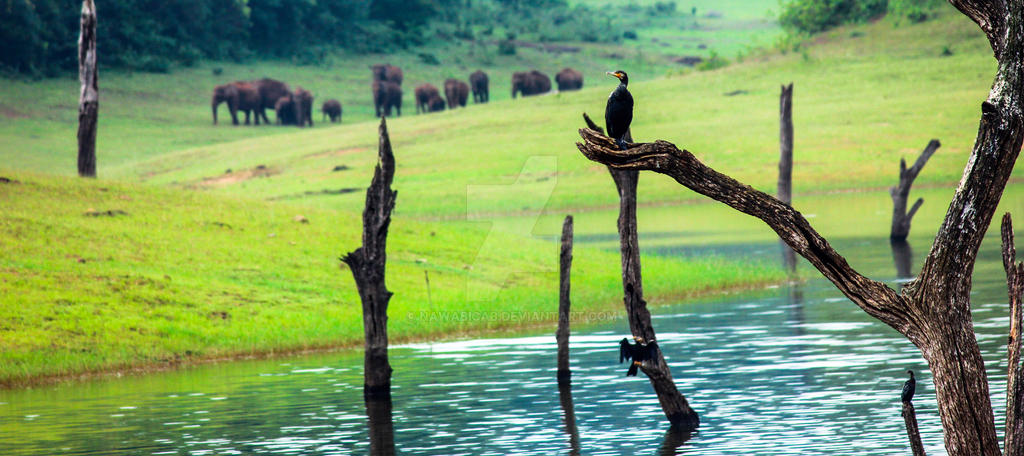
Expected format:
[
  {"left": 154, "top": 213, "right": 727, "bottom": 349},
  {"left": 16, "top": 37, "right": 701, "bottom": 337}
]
[
  {"left": 469, "top": 70, "right": 488, "bottom": 103},
  {"left": 444, "top": 78, "right": 469, "bottom": 109},
  {"left": 371, "top": 64, "right": 403, "bottom": 86},
  {"left": 511, "top": 70, "right": 551, "bottom": 98},
  {"left": 427, "top": 95, "right": 446, "bottom": 112},
  {"left": 555, "top": 67, "right": 584, "bottom": 91},
  {"left": 373, "top": 80, "right": 402, "bottom": 117},
  {"left": 275, "top": 96, "right": 295, "bottom": 125},
  {"left": 322, "top": 99, "right": 342, "bottom": 123},
  {"left": 212, "top": 81, "right": 262, "bottom": 125},
  {"left": 415, "top": 83, "right": 441, "bottom": 114},
  {"left": 253, "top": 78, "right": 291, "bottom": 125},
  {"left": 292, "top": 87, "right": 314, "bottom": 127}
]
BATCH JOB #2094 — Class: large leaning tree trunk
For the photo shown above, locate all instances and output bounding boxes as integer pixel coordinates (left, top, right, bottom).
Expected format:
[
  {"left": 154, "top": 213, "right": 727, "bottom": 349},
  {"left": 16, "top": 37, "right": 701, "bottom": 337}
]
[{"left": 576, "top": 1, "right": 1024, "bottom": 453}]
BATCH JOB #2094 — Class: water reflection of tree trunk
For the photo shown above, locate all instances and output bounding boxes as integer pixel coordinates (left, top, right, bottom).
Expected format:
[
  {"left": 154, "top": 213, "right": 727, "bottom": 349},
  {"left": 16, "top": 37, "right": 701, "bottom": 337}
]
[
  {"left": 890, "top": 238, "right": 914, "bottom": 279},
  {"left": 786, "top": 283, "right": 805, "bottom": 337},
  {"left": 781, "top": 240, "right": 797, "bottom": 273},
  {"left": 558, "top": 383, "right": 581, "bottom": 456},
  {"left": 657, "top": 424, "right": 694, "bottom": 455},
  {"left": 365, "top": 396, "right": 396, "bottom": 456}
]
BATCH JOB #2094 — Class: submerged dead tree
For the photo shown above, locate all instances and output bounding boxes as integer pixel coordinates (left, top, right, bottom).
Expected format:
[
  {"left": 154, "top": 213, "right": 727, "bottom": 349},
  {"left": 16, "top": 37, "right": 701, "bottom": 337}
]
[
  {"left": 778, "top": 83, "right": 796, "bottom": 271},
  {"left": 583, "top": 113, "right": 700, "bottom": 430},
  {"left": 890, "top": 140, "right": 940, "bottom": 240},
  {"left": 342, "top": 118, "right": 397, "bottom": 399},
  {"left": 577, "top": 1, "right": 1024, "bottom": 452},
  {"left": 557, "top": 215, "right": 574, "bottom": 385},
  {"left": 1002, "top": 214, "right": 1024, "bottom": 456},
  {"left": 77, "top": 0, "right": 98, "bottom": 178},
  {"left": 903, "top": 401, "right": 927, "bottom": 456}
]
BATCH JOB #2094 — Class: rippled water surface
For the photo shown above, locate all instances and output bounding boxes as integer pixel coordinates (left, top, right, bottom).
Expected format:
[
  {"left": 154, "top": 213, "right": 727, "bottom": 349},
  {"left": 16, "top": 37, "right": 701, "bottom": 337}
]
[{"left": 3, "top": 188, "right": 1024, "bottom": 455}]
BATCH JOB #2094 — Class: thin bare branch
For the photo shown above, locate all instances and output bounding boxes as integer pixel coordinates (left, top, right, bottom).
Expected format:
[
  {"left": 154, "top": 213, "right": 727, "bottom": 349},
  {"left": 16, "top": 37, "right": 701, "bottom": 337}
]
[{"left": 1003, "top": 213, "right": 1024, "bottom": 455}]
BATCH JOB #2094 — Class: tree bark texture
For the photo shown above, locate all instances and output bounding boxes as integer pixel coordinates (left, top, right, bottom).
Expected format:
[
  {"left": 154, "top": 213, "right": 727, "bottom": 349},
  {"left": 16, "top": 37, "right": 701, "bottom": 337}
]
[
  {"left": 557, "top": 215, "right": 574, "bottom": 385},
  {"left": 889, "top": 139, "right": 940, "bottom": 240},
  {"left": 582, "top": 113, "right": 700, "bottom": 430},
  {"left": 903, "top": 402, "right": 927, "bottom": 456},
  {"left": 342, "top": 118, "right": 397, "bottom": 399},
  {"left": 575, "top": 1, "right": 1024, "bottom": 444},
  {"left": 77, "top": 0, "right": 97, "bottom": 178},
  {"left": 1003, "top": 213, "right": 1024, "bottom": 456},
  {"left": 778, "top": 83, "right": 797, "bottom": 271}
]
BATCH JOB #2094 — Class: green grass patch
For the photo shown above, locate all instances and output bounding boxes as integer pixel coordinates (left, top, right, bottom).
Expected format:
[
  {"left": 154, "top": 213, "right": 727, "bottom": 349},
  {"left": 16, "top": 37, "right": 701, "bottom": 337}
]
[{"left": 0, "top": 171, "right": 782, "bottom": 385}]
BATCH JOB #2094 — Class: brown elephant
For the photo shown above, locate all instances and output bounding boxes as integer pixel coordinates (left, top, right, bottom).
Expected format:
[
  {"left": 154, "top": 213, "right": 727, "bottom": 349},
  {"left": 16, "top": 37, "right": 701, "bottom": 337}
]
[
  {"left": 511, "top": 70, "right": 551, "bottom": 98},
  {"left": 212, "top": 81, "right": 262, "bottom": 125},
  {"left": 469, "top": 70, "right": 488, "bottom": 103},
  {"left": 444, "top": 78, "right": 469, "bottom": 109},
  {"left": 555, "top": 67, "right": 584, "bottom": 91},
  {"left": 252, "top": 78, "right": 291, "bottom": 125},
  {"left": 292, "top": 87, "right": 314, "bottom": 127},
  {"left": 275, "top": 96, "right": 296, "bottom": 125},
  {"left": 322, "top": 99, "right": 342, "bottom": 123},
  {"left": 427, "top": 94, "right": 446, "bottom": 112},
  {"left": 372, "top": 80, "right": 402, "bottom": 117},
  {"left": 415, "top": 83, "right": 441, "bottom": 114},
  {"left": 371, "top": 64, "right": 403, "bottom": 86}
]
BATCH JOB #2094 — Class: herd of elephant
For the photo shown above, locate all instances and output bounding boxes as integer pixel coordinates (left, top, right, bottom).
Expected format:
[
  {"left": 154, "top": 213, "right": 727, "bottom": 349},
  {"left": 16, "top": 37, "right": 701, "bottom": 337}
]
[{"left": 211, "top": 65, "right": 586, "bottom": 126}]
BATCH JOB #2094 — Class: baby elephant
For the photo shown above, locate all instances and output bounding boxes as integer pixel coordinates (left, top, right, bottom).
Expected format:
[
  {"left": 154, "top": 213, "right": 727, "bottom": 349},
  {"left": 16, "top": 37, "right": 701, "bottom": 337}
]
[{"left": 322, "top": 99, "right": 342, "bottom": 123}]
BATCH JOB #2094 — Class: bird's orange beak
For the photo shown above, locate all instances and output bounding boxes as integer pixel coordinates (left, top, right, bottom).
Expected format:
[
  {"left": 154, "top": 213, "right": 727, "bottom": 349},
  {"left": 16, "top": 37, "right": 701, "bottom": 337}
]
[{"left": 606, "top": 71, "right": 623, "bottom": 80}]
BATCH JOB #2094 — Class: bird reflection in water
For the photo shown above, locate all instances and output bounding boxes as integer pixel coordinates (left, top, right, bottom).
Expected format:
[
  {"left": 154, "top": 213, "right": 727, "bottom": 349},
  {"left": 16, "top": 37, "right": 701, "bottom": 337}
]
[{"left": 365, "top": 395, "right": 396, "bottom": 456}]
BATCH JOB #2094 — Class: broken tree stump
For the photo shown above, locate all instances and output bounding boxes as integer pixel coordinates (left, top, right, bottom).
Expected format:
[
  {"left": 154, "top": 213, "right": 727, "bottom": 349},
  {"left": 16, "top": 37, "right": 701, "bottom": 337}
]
[
  {"left": 890, "top": 140, "right": 940, "bottom": 240},
  {"left": 902, "top": 401, "right": 927, "bottom": 456},
  {"left": 77, "top": 0, "right": 98, "bottom": 178},
  {"left": 1002, "top": 213, "right": 1024, "bottom": 456},
  {"left": 583, "top": 113, "right": 700, "bottom": 430},
  {"left": 342, "top": 118, "right": 398, "bottom": 399},
  {"left": 778, "top": 83, "right": 796, "bottom": 271},
  {"left": 557, "top": 215, "right": 574, "bottom": 385}
]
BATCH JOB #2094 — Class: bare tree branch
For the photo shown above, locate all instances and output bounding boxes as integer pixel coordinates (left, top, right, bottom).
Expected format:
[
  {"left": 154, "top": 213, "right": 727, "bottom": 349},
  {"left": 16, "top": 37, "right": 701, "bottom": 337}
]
[
  {"left": 575, "top": 129, "right": 912, "bottom": 336},
  {"left": 1003, "top": 213, "right": 1024, "bottom": 456},
  {"left": 947, "top": 0, "right": 1007, "bottom": 57},
  {"left": 889, "top": 139, "right": 940, "bottom": 240}
]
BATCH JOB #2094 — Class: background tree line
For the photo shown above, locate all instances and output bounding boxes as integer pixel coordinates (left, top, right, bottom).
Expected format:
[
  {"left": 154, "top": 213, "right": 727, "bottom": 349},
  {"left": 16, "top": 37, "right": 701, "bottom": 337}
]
[
  {"left": 778, "top": 0, "right": 947, "bottom": 34},
  {"left": 0, "top": 0, "right": 622, "bottom": 77}
]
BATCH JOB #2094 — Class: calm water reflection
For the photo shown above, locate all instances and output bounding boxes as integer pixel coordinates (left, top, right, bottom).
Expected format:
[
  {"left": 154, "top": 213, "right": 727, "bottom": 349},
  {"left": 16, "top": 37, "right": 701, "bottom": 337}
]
[{"left": 3, "top": 192, "right": 1024, "bottom": 454}]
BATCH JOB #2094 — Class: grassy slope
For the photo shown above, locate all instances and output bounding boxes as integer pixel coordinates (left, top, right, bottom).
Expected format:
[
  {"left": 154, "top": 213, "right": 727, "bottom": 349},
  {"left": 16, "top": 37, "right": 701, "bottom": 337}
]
[
  {"left": 111, "top": 9, "right": 1000, "bottom": 222},
  {"left": 0, "top": 171, "right": 780, "bottom": 386}
]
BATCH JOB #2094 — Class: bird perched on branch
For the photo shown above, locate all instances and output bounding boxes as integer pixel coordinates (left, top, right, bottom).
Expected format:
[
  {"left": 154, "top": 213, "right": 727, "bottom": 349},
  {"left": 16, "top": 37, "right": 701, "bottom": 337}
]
[
  {"left": 619, "top": 337, "right": 658, "bottom": 376},
  {"left": 902, "top": 370, "right": 916, "bottom": 403},
  {"left": 605, "top": 70, "right": 633, "bottom": 150}
]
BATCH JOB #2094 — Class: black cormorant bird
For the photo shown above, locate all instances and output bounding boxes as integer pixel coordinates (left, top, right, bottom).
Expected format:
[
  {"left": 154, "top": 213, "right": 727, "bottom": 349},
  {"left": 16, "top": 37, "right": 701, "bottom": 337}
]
[
  {"left": 605, "top": 70, "right": 633, "bottom": 150},
  {"left": 902, "top": 370, "right": 916, "bottom": 403},
  {"left": 619, "top": 337, "right": 659, "bottom": 376}
]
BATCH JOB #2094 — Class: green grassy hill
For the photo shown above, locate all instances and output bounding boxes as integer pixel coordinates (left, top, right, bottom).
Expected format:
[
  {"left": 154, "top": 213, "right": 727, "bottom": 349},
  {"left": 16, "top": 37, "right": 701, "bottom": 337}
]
[{"left": 0, "top": 5, "right": 1005, "bottom": 385}]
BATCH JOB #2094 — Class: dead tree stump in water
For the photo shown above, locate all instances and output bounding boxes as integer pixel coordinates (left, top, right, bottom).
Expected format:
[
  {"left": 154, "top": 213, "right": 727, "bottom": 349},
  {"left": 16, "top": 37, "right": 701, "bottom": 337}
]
[
  {"left": 902, "top": 401, "right": 927, "bottom": 456},
  {"left": 77, "top": 0, "right": 98, "bottom": 178},
  {"left": 557, "top": 215, "right": 574, "bottom": 385},
  {"left": 890, "top": 140, "right": 940, "bottom": 240},
  {"left": 778, "top": 83, "right": 796, "bottom": 271},
  {"left": 1002, "top": 213, "right": 1024, "bottom": 456},
  {"left": 583, "top": 113, "right": 700, "bottom": 430},
  {"left": 342, "top": 118, "right": 397, "bottom": 399}
]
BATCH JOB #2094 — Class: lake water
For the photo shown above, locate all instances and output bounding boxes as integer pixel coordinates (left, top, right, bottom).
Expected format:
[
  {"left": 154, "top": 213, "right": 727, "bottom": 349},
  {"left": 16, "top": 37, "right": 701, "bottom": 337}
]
[{"left": 3, "top": 185, "right": 1024, "bottom": 455}]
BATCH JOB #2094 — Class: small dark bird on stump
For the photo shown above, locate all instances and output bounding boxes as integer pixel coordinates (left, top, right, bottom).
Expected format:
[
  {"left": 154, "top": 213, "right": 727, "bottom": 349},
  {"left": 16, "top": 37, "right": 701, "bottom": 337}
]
[
  {"left": 902, "top": 370, "right": 916, "bottom": 403},
  {"left": 619, "top": 337, "right": 659, "bottom": 376},
  {"left": 605, "top": 70, "right": 633, "bottom": 150}
]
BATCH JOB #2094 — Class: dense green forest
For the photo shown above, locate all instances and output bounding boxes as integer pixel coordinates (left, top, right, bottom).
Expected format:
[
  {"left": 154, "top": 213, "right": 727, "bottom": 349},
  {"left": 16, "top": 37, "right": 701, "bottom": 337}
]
[{"left": 0, "top": 0, "right": 622, "bottom": 76}]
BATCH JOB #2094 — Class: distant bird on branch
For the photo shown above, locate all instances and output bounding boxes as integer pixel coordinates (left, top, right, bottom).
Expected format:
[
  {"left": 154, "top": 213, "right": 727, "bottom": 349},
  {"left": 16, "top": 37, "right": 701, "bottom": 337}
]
[
  {"left": 902, "top": 370, "right": 916, "bottom": 403},
  {"left": 619, "top": 337, "right": 659, "bottom": 376}
]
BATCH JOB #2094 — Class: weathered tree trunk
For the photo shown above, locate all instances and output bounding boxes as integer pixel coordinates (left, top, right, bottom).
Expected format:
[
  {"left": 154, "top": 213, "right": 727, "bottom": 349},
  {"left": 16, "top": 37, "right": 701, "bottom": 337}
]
[
  {"left": 342, "top": 118, "right": 397, "bottom": 399},
  {"left": 1003, "top": 213, "right": 1024, "bottom": 456},
  {"left": 77, "top": 0, "right": 97, "bottom": 178},
  {"left": 557, "top": 215, "right": 574, "bottom": 385},
  {"left": 558, "top": 383, "right": 581, "bottom": 456},
  {"left": 583, "top": 113, "right": 700, "bottom": 430},
  {"left": 778, "top": 83, "right": 794, "bottom": 205},
  {"left": 575, "top": 1, "right": 1024, "bottom": 447},
  {"left": 903, "top": 402, "right": 927, "bottom": 456},
  {"left": 365, "top": 396, "right": 396, "bottom": 456},
  {"left": 890, "top": 140, "right": 940, "bottom": 240},
  {"left": 778, "top": 83, "right": 797, "bottom": 271}
]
